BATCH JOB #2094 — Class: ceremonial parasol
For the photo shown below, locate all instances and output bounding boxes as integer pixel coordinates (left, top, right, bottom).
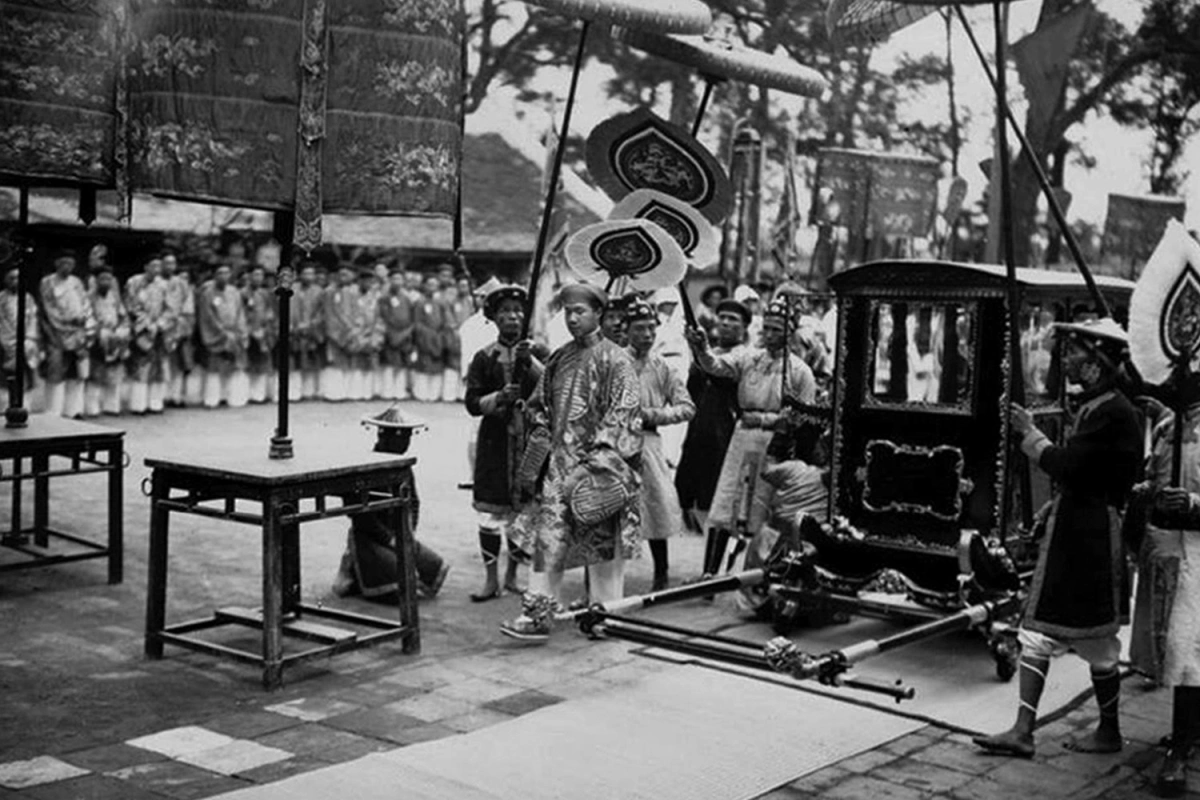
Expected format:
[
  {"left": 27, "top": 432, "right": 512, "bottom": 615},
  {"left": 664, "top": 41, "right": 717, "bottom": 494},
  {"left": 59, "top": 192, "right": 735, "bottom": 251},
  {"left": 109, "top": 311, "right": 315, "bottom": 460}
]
[
  {"left": 564, "top": 218, "right": 688, "bottom": 293},
  {"left": 519, "top": 0, "right": 712, "bottom": 337}
]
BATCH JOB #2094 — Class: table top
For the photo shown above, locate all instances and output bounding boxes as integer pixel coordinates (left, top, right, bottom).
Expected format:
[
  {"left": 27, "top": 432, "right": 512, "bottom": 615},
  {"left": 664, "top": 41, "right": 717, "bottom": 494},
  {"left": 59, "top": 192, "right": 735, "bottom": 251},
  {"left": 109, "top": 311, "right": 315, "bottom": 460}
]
[
  {"left": 145, "top": 444, "right": 416, "bottom": 487},
  {"left": 0, "top": 414, "right": 125, "bottom": 447}
]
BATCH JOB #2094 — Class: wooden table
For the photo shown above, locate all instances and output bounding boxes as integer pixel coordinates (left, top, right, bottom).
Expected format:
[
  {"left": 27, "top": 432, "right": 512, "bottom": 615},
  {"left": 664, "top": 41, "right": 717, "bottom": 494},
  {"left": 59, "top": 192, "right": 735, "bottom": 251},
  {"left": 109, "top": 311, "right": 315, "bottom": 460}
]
[
  {"left": 142, "top": 448, "right": 419, "bottom": 689},
  {"left": 0, "top": 415, "right": 125, "bottom": 583}
]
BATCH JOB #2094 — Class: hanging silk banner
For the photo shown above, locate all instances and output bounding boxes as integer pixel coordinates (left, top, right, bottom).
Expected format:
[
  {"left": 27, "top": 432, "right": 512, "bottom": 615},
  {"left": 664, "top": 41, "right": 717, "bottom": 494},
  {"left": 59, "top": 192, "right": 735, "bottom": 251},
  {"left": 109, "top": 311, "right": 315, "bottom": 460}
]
[
  {"left": 1102, "top": 193, "right": 1187, "bottom": 266},
  {"left": 0, "top": 0, "right": 125, "bottom": 187}
]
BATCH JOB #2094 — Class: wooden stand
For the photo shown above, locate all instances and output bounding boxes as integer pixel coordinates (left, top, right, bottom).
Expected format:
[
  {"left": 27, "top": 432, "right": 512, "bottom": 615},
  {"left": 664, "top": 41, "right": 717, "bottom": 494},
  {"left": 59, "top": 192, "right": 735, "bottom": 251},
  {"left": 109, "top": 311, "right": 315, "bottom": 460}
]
[
  {"left": 0, "top": 415, "right": 125, "bottom": 583},
  {"left": 142, "top": 449, "right": 420, "bottom": 690}
]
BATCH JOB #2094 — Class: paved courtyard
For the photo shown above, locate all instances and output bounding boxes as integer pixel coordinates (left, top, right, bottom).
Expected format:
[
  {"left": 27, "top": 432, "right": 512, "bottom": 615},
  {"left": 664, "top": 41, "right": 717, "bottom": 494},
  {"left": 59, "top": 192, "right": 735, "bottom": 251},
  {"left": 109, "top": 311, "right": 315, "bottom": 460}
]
[{"left": 0, "top": 401, "right": 1181, "bottom": 798}]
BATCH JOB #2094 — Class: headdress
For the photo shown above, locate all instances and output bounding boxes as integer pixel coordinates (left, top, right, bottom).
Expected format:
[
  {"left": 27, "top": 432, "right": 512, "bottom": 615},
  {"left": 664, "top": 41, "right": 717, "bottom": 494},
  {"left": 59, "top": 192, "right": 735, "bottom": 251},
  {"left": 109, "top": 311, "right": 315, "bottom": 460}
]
[
  {"left": 715, "top": 299, "right": 751, "bottom": 327},
  {"left": 556, "top": 282, "right": 608, "bottom": 310},
  {"left": 483, "top": 284, "right": 527, "bottom": 320},
  {"left": 624, "top": 298, "right": 657, "bottom": 324}
]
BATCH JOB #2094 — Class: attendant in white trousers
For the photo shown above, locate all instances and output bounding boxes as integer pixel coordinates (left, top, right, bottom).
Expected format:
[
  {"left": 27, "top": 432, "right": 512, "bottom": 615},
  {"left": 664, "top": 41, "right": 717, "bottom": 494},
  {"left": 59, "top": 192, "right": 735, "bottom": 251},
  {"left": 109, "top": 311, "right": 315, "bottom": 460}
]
[
  {"left": 243, "top": 266, "right": 276, "bottom": 404},
  {"left": 85, "top": 266, "right": 130, "bottom": 416},
  {"left": 124, "top": 256, "right": 173, "bottom": 414},
  {"left": 411, "top": 274, "right": 446, "bottom": 401},
  {"left": 39, "top": 250, "right": 94, "bottom": 418},
  {"left": 290, "top": 262, "right": 325, "bottom": 401},
  {"left": 378, "top": 268, "right": 414, "bottom": 401},
  {"left": 197, "top": 265, "right": 249, "bottom": 408},
  {"left": 321, "top": 266, "right": 360, "bottom": 402}
]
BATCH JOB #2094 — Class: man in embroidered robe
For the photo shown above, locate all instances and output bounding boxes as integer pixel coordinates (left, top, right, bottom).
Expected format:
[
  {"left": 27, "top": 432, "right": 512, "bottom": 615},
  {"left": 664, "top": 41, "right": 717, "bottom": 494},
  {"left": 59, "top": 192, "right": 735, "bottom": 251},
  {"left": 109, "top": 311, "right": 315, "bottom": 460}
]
[
  {"left": 290, "top": 261, "right": 325, "bottom": 401},
  {"left": 975, "top": 317, "right": 1141, "bottom": 759},
  {"left": 40, "top": 250, "right": 95, "bottom": 418},
  {"left": 321, "top": 265, "right": 360, "bottom": 402},
  {"left": 625, "top": 298, "right": 694, "bottom": 591},
  {"left": 501, "top": 283, "right": 643, "bottom": 642},
  {"left": 124, "top": 255, "right": 173, "bottom": 414},
  {"left": 0, "top": 266, "right": 42, "bottom": 411},
  {"left": 241, "top": 265, "right": 276, "bottom": 404},
  {"left": 377, "top": 267, "right": 413, "bottom": 401},
  {"left": 465, "top": 284, "right": 543, "bottom": 601},
  {"left": 441, "top": 275, "right": 474, "bottom": 402},
  {"left": 85, "top": 265, "right": 130, "bottom": 417},
  {"left": 411, "top": 274, "right": 448, "bottom": 402},
  {"left": 676, "top": 299, "right": 748, "bottom": 550},
  {"left": 161, "top": 252, "right": 197, "bottom": 407},
  {"left": 684, "top": 299, "right": 816, "bottom": 578},
  {"left": 197, "top": 265, "right": 250, "bottom": 408}
]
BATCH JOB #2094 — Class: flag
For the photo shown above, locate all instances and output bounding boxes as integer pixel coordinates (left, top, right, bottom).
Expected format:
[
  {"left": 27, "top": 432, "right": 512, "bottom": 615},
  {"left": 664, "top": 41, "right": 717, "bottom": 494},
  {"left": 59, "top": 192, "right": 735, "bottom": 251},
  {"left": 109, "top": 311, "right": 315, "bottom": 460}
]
[
  {"left": 770, "top": 128, "right": 801, "bottom": 277},
  {"left": 1011, "top": 2, "right": 1093, "bottom": 135}
]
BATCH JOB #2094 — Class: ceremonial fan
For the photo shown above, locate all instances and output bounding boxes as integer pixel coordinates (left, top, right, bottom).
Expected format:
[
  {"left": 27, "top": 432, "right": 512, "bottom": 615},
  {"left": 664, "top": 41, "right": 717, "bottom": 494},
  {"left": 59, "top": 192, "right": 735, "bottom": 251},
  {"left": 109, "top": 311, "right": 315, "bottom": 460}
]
[
  {"left": 518, "top": 0, "right": 712, "bottom": 336},
  {"left": 563, "top": 217, "right": 689, "bottom": 295},
  {"left": 1129, "top": 221, "right": 1200, "bottom": 483}
]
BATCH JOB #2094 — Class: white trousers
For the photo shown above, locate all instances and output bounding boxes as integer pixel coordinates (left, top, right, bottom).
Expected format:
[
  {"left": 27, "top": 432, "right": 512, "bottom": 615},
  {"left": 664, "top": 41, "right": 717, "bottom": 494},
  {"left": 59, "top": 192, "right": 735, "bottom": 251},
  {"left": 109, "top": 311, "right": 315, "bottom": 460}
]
[
  {"left": 203, "top": 370, "right": 249, "bottom": 408},
  {"left": 321, "top": 367, "right": 347, "bottom": 401},
  {"left": 248, "top": 373, "right": 269, "bottom": 404},
  {"left": 528, "top": 551, "right": 625, "bottom": 607},
  {"left": 85, "top": 380, "right": 123, "bottom": 417},
  {"left": 46, "top": 380, "right": 85, "bottom": 418},
  {"left": 442, "top": 369, "right": 462, "bottom": 402},
  {"left": 411, "top": 372, "right": 442, "bottom": 402}
]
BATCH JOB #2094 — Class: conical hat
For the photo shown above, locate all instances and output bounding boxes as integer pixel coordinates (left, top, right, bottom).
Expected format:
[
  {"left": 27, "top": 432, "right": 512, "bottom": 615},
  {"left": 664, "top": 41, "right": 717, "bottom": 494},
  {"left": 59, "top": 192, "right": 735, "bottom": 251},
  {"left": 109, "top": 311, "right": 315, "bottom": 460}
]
[
  {"left": 608, "top": 189, "right": 718, "bottom": 270},
  {"left": 565, "top": 218, "right": 687, "bottom": 292},
  {"left": 1129, "top": 219, "right": 1200, "bottom": 385}
]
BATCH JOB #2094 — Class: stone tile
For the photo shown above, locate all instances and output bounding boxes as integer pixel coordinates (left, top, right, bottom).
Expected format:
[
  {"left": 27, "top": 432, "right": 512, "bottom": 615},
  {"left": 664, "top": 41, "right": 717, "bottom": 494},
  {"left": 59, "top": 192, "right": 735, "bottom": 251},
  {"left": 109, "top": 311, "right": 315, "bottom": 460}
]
[
  {"left": 822, "top": 775, "right": 930, "bottom": 800},
  {"left": 385, "top": 692, "right": 475, "bottom": 723},
  {"left": 387, "top": 723, "right": 459, "bottom": 747},
  {"left": 982, "top": 758, "right": 1095, "bottom": 796},
  {"left": 0, "top": 756, "right": 90, "bottom": 790},
  {"left": 948, "top": 776, "right": 1012, "bottom": 800},
  {"left": 255, "top": 725, "right": 392, "bottom": 763},
  {"left": 441, "top": 708, "right": 516, "bottom": 733},
  {"left": 911, "top": 739, "right": 1000, "bottom": 776},
  {"left": 262, "top": 697, "right": 360, "bottom": 723},
  {"left": 1063, "top": 766, "right": 1140, "bottom": 799},
  {"left": 90, "top": 670, "right": 154, "bottom": 681},
  {"left": 786, "top": 765, "right": 854, "bottom": 794},
  {"left": 379, "top": 662, "right": 462, "bottom": 690},
  {"left": 436, "top": 676, "right": 525, "bottom": 704},
  {"left": 126, "top": 726, "right": 235, "bottom": 759},
  {"left": 834, "top": 748, "right": 899, "bottom": 774},
  {"left": 538, "top": 674, "right": 611, "bottom": 701},
  {"left": 1040, "top": 739, "right": 1136, "bottom": 777},
  {"left": 235, "top": 756, "right": 333, "bottom": 784},
  {"left": 59, "top": 744, "right": 167, "bottom": 773},
  {"left": 879, "top": 729, "right": 945, "bottom": 758},
  {"left": 323, "top": 707, "right": 427, "bottom": 744},
  {"left": 203, "top": 711, "right": 302, "bottom": 740},
  {"left": 107, "top": 760, "right": 248, "bottom": 800},
  {"left": 872, "top": 757, "right": 975, "bottom": 794},
  {"left": 327, "top": 682, "right": 425, "bottom": 706},
  {"left": 1117, "top": 712, "right": 1170, "bottom": 745},
  {"left": 755, "top": 786, "right": 810, "bottom": 800},
  {"left": 177, "top": 740, "right": 293, "bottom": 776},
  {"left": 22, "top": 774, "right": 163, "bottom": 800},
  {"left": 482, "top": 689, "right": 564, "bottom": 717}
]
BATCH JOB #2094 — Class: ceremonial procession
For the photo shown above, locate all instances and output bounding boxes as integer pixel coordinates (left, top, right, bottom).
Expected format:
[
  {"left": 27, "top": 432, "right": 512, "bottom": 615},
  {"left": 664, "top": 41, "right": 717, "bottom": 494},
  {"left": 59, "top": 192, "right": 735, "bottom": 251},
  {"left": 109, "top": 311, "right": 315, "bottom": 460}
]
[{"left": 1, "top": 0, "right": 1200, "bottom": 798}]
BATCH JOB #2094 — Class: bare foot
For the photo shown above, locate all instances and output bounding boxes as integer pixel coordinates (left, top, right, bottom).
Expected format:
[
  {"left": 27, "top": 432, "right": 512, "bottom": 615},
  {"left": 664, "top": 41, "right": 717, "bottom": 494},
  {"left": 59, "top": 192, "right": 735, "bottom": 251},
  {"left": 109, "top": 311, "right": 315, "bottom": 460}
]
[
  {"left": 973, "top": 729, "right": 1035, "bottom": 758},
  {"left": 470, "top": 581, "right": 502, "bottom": 602},
  {"left": 1063, "top": 730, "right": 1122, "bottom": 754}
]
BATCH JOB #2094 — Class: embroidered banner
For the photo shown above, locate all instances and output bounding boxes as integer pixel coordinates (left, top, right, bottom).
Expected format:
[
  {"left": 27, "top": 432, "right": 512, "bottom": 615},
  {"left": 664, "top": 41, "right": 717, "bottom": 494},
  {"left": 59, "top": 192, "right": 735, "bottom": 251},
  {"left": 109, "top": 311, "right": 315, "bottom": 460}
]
[{"left": 0, "top": 0, "right": 125, "bottom": 187}]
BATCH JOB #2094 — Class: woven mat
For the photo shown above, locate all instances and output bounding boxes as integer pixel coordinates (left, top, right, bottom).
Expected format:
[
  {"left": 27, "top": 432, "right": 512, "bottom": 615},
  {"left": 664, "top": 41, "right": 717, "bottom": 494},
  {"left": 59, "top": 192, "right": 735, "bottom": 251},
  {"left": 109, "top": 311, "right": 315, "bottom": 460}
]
[{"left": 215, "top": 663, "right": 920, "bottom": 800}]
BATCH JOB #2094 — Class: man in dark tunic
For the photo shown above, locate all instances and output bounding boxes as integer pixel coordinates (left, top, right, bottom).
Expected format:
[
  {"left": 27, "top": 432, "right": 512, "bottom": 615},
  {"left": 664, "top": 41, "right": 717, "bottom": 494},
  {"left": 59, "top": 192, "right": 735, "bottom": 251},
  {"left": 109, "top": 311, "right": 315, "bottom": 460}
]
[
  {"left": 464, "top": 284, "right": 543, "bottom": 601},
  {"left": 676, "top": 299, "right": 748, "bottom": 565},
  {"left": 975, "top": 317, "right": 1142, "bottom": 758}
]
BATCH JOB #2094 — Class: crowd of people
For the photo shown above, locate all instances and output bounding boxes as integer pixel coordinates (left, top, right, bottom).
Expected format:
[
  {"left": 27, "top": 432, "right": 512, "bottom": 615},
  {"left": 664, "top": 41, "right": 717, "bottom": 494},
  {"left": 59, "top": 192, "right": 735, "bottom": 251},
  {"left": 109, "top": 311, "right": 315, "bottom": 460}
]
[{"left": 0, "top": 246, "right": 480, "bottom": 418}]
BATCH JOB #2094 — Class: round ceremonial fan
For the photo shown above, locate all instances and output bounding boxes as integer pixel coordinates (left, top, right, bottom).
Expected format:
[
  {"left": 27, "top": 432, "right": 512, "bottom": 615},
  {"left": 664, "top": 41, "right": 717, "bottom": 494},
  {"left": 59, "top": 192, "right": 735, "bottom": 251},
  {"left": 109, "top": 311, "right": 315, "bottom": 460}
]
[
  {"left": 608, "top": 189, "right": 719, "bottom": 271},
  {"left": 1129, "top": 220, "right": 1200, "bottom": 387},
  {"left": 565, "top": 218, "right": 688, "bottom": 292}
]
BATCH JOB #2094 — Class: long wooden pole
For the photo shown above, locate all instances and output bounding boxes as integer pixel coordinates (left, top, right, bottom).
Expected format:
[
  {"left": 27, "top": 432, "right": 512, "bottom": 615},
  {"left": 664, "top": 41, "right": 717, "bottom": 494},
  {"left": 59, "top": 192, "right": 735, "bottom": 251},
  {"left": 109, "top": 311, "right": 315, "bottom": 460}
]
[
  {"left": 5, "top": 186, "right": 30, "bottom": 429},
  {"left": 521, "top": 20, "right": 591, "bottom": 338}
]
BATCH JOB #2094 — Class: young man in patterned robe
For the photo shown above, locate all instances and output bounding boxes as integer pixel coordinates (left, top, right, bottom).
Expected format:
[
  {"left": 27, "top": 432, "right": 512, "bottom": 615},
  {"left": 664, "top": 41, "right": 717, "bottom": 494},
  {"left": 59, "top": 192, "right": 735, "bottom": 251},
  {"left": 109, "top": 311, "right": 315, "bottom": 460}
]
[
  {"left": 465, "top": 284, "right": 542, "bottom": 601},
  {"left": 0, "top": 266, "right": 42, "bottom": 411},
  {"left": 501, "top": 283, "right": 643, "bottom": 642},
  {"left": 161, "top": 252, "right": 197, "bottom": 407},
  {"left": 378, "top": 267, "right": 413, "bottom": 401},
  {"left": 352, "top": 267, "right": 383, "bottom": 401},
  {"left": 321, "top": 265, "right": 360, "bottom": 402},
  {"left": 85, "top": 265, "right": 130, "bottom": 417},
  {"left": 411, "top": 274, "right": 447, "bottom": 402},
  {"left": 243, "top": 265, "right": 276, "bottom": 404},
  {"left": 40, "top": 250, "right": 95, "bottom": 418},
  {"left": 625, "top": 298, "right": 694, "bottom": 591}
]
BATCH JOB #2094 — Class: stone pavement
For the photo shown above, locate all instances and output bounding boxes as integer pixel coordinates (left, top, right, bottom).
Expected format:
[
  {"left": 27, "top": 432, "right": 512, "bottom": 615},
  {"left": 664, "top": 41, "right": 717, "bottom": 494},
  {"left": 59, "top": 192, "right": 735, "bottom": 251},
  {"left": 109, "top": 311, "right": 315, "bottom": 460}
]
[{"left": 0, "top": 401, "right": 1181, "bottom": 799}]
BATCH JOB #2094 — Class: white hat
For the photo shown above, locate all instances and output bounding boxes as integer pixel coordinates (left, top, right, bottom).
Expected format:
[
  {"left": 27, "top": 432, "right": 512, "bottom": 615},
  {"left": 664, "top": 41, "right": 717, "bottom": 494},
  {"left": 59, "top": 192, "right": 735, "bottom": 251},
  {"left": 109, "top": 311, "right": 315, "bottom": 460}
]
[{"left": 733, "top": 285, "right": 759, "bottom": 304}]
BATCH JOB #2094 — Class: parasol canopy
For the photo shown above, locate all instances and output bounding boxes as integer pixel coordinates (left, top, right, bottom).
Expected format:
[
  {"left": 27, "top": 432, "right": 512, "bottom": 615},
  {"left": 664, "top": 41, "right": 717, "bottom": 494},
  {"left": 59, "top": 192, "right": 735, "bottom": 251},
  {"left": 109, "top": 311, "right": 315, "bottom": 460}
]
[
  {"left": 524, "top": 0, "right": 711, "bottom": 34},
  {"left": 1129, "top": 219, "right": 1200, "bottom": 386},
  {"left": 619, "top": 28, "right": 829, "bottom": 98},
  {"left": 565, "top": 218, "right": 688, "bottom": 291},
  {"left": 586, "top": 108, "right": 733, "bottom": 224},
  {"left": 826, "top": 0, "right": 1028, "bottom": 48},
  {"left": 608, "top": 189, "right": 718, "bottom": 270}
]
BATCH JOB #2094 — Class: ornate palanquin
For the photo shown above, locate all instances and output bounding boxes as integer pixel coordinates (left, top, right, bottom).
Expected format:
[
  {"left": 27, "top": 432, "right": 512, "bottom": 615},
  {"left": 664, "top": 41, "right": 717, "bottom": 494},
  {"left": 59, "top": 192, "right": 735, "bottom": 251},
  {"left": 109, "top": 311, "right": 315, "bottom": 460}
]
[
  {"left": 1, "top": 0, "right": 463, "bottom": 245},
  {"left": 820, "top": 260, "right": 1135, "bottom": 592}
]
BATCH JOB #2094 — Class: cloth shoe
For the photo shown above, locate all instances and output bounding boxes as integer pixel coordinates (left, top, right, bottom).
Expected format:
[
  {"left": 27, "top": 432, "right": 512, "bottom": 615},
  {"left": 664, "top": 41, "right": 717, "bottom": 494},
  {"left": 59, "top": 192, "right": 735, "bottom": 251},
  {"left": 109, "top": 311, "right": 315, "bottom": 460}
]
[
  {"left": 421, "top": 562, "right": 451, "bottom": 598},
  {"left": 1157, "top": 745, "right": 1188, "bottom": 797}
]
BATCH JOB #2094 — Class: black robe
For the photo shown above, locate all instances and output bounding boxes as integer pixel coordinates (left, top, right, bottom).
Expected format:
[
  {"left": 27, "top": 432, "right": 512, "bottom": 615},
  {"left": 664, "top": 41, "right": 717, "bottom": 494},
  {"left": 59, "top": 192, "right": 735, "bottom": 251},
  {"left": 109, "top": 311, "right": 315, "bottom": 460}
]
[
  {"left": 465, "top": 340, "right": 542, "bottom": 512},
  {"left": 674, "top": 361, "right": 739, "bottom": 512}
]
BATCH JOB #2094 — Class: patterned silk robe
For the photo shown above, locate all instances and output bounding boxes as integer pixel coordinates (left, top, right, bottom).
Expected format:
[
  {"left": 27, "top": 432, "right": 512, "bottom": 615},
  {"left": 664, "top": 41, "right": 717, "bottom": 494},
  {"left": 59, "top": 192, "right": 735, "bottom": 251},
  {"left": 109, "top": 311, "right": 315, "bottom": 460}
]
[
  {"left": 40, "top": 273, "right": 95, "bottom": 381},
  {"left": 0, "top": 289, "right": 41, "bottom": 376},
  {"left": 512, "top": 330, "right": 643, "bottom": 571},
  {"left": 354, "top": 286, "right": 383, "bottom": 371},
  {"left": 630, "top": 349, "right": 694, "bottom": 540},
  {"left": 243, "top": 285, "right": 276, "bottom": 376},
  {"left": 88, "top": 286, "right": 130, "bottom": 385},
  {"left": 124, "top": 273, "right": 172, "bottom": 382},
  {"left": 412, "top": 294, "right": 446, "bottom": 375},
  {"left": 378, "top": 290, "right": 413, "bottom": 369}
]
